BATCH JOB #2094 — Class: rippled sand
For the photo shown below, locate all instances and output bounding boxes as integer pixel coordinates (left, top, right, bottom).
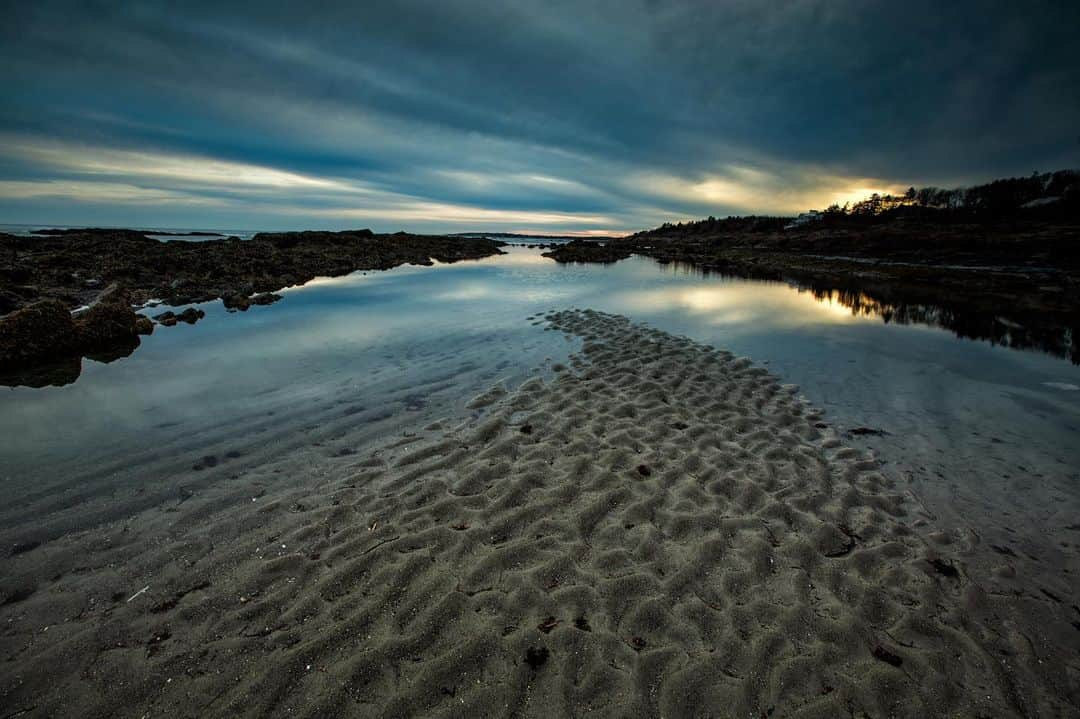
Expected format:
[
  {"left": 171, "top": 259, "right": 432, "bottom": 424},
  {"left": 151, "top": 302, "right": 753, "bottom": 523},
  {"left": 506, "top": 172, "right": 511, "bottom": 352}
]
[{"left": 1, "top": 310, "right": 1076, "bottom": 717}]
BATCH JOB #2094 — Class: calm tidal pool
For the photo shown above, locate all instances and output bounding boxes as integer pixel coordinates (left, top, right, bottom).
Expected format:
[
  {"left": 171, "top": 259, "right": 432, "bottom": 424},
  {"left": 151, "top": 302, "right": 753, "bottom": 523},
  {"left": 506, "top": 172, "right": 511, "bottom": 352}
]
[{"left": 2, "top": 244, "right": 1078, "bottom": 576}]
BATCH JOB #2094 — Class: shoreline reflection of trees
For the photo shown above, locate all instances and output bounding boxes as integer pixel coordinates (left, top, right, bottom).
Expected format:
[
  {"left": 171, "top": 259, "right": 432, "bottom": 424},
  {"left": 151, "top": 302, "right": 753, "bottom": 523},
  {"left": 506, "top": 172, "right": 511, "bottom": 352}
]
[{"left": 666, "top": 261, "right": 1079, "bottom": 365}]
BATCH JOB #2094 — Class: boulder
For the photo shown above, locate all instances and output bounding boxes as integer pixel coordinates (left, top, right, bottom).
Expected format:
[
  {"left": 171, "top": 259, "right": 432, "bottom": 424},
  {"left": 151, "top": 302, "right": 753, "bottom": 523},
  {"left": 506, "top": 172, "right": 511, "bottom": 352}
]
[
  {"left": 154, "top": 310, "right": 179, "bottom": 326},
  {"left": 542, "top": 240, "right": 632, "bottom": 264},
  {"left": 222, "top": 293, "right": 252, "bottom": 311},
  {"left": 154, "top": 307, "right": 204, "bottom": 326},
  {"left": 0, "top": 300, "right": 78, "bottom": 371},
  {"left": 251, "top": 292, "right": 282, "bottom": 306},
  {"left": 73, "top": 286, "right": 139, "bottom": 350},
  {"left": 178, "top": 307, "right": 205, "bottom": 324},
  {"left": 0, "top": 288, "right": 28, "bottom": 316}
]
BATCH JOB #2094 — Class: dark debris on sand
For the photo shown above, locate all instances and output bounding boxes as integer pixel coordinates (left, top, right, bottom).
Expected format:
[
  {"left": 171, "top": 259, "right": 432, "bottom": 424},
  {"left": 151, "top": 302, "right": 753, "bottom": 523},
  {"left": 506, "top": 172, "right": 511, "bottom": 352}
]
[
  {"left": 848, "top": 427, "right": 889, "bottom": 436},
  {"left": 871, "top": 644, "right": 904, "bottom": 667},
  {"left": 524, "top": 646, "right": 549, "bottom": 670},
  {"left": 9, "top": 541, "right": 41, "bottom": 557},
  {"left": 928, "top": 557, "right": 961, "bottom": 578},
  {"left": 537, "top": 616, "right": 560, "bottom": 633}
]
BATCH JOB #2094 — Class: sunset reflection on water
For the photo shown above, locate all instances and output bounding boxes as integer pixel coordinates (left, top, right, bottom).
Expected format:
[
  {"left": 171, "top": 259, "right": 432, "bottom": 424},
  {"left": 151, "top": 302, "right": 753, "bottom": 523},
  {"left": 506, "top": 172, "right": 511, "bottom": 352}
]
[{"left": 1, "top": 245, "right": 1077, "bottom": 483}]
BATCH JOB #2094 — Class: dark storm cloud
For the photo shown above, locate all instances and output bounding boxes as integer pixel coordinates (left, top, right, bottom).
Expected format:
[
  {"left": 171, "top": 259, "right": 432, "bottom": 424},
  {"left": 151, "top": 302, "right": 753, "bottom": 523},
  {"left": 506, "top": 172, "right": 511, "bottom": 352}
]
[{"left": 1, "top": 0, "right": 1077, "bottom": 232}]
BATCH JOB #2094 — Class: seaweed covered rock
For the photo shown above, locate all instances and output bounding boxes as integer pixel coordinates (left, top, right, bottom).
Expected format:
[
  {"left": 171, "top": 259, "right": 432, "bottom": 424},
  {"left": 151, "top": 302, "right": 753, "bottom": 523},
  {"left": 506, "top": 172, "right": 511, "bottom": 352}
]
[
  {"left": 154, "top": 311, "right": 179, "bottom": 327},
  {"left": 222, "top": 293, "right": 252, "bottom": 311},
  {"left": 0, "top": 300, "right": 78, "bottom": 371},
  {"left": 542, "top": 240, "right": 633, "bottom": 264},
  {"left": 2, "top": 228, "right": 505, "bottom": 313},
  {"left": 73, "top": 286, "right": 139, "bottom": 351},
  {"left": 0, "top": 228, "right": 505, "bottom": 380},
  {"left": 0, "top": 285, "right": 146, "bottom": 383},
  {"left": 154, "top": 307, "right": 204, "bottom": 326},
  {"left": 251, "top": 292, "right": 282, "bottom": 306},
  {"left": 223, "top": 292, "right": 281, "bottom": 311},
  {"left": 178, "top": 307, "right": 205, "bottom": 324}
]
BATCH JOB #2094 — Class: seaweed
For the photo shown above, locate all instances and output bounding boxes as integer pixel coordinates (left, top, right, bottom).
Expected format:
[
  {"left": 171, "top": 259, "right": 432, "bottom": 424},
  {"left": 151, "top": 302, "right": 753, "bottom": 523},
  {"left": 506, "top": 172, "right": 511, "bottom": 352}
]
[
  {"left": 871, "top": 644, "right": 903, "bottom": 667},
  {"left": 9, "top": 540, "right": 40, "bottom": 556},
  {"left": 929, "top": 558, "right": 959, "bottom": 578},
  {"left": 848, "top": 427, "right": 887, "bottom": 436},
  {"left": 525, "top": 646, "right": 549, "bottom": 670},
  {"left": 537, "top": 616, "right": 560, "bottom": 633}
]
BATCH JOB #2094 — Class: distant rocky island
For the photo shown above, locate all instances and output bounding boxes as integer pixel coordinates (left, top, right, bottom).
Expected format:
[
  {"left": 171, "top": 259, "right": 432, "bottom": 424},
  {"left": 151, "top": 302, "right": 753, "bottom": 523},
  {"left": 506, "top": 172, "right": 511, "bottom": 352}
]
[
  {"left": 0, "top": 229, "right": 505, "bottom": 385},
  {"left": 450, "top": 231, "right": 588, "bottom": 240},
  {"left": 30, "top": 228, "right": 226, "bottom": 237}
]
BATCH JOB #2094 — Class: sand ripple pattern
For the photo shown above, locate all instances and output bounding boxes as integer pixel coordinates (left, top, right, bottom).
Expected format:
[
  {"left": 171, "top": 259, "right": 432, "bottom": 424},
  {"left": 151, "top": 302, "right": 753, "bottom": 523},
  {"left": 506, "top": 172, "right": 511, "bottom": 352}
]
[{"left": 1, "top": 310, "right": 1074, "bottom": 718}]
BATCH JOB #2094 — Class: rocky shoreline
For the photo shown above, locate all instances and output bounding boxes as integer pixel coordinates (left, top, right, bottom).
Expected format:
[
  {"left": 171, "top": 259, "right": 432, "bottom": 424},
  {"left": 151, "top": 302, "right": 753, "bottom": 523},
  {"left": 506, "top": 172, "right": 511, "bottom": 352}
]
[
  {"left": 546, "top": 220, "right": 1080, "bottom": 363},
  {"left": 0, "top": 229, "right": 505, "bottom": 384}
]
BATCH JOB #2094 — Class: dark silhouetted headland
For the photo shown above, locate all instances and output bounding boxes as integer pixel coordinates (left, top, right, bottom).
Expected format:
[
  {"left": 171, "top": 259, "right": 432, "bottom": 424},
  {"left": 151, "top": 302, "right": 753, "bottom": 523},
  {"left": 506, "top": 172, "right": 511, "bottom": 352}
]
[{"left": 546, "top": 170, "right": 1080, "bottom": 362}]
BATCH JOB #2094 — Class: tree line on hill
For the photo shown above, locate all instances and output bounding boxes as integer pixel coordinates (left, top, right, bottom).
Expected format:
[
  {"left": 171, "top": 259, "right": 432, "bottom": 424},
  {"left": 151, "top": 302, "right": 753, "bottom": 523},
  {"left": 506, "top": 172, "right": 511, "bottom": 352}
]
[
  {"left": 639, "top": 169, "right": 1080, "bottom": 236},
  {"left": 831, "top": 169, "right": 1079, "bottom": 223}
]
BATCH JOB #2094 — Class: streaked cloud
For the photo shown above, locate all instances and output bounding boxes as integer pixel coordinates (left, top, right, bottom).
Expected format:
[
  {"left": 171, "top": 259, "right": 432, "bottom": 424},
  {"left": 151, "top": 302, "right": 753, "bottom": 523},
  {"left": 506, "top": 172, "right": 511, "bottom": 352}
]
[
  {"left": 3, "top": 136, "right": 356, "bottom": 192},
  {"left": 0, "top": 135, "right": 618, "bottom": 230},
  {"left": 624, "top": 165, "right": 906, "bottom": 216},
  {"left": 0, "top": 179, "right": 226, "bottom": 205}
]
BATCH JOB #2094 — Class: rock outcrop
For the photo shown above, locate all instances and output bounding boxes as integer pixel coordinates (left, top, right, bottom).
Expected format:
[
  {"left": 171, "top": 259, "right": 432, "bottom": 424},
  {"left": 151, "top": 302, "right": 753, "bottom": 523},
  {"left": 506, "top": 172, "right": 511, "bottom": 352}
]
[
  {"left": 0, "top": 228, "right": 505, "bottom": 313},
  {"left": 0, "top": 284, "right": 145, "bottom": 385},
  {"left": 0, "top": 300, "right": 79, "bottom": 373},
  {"left": 542, "top": 240, "right": 633, "bottom": 264},
  {"left": 153, "top": 308, "right": 205, "bottom": 327},
  {"left": 0, "top": 228, "right": 504, "bottom": 382},
  {"left": 73, "top": 285, "right": 140, "bottom": 352}
]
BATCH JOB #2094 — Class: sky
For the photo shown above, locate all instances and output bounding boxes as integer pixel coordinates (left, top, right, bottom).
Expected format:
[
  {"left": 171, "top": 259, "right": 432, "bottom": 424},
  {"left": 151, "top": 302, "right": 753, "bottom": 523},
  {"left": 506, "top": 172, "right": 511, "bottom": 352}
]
[{"left": 1, "top": 1, "right": 1078, "bottom": 235}]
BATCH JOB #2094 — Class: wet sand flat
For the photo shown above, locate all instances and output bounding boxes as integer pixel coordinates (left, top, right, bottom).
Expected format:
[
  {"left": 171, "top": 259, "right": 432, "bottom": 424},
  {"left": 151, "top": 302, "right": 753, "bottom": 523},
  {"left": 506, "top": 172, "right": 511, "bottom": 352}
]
[{"left": 1, "top": 310, "right": 1077, "bottom": 717}]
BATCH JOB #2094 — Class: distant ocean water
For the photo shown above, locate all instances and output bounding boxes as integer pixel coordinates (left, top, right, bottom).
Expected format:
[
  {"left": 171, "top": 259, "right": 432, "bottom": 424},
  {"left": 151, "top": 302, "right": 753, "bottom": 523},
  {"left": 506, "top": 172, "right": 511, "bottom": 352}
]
[
  {"left": 0, "top": 223, "right": 262, "bottom": 241},
  {"left": 0, "top": 224, "right": 578, "bottom": 244}
]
